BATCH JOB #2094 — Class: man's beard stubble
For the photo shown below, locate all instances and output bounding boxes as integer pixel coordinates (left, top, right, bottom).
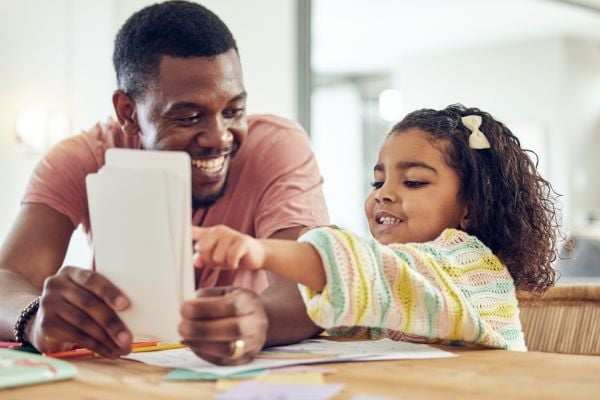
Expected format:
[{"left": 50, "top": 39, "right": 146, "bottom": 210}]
[
  {"left": 191, "top": 142, "right": 238, "bottom": 211},
  {"left": 192, "top": 178, "right": 228, "bottom": 211}
]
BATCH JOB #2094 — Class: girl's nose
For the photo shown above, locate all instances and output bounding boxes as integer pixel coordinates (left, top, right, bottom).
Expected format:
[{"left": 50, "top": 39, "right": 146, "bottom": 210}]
[{"left": 375, "top": 183, "right": 397, "bottom": 203}]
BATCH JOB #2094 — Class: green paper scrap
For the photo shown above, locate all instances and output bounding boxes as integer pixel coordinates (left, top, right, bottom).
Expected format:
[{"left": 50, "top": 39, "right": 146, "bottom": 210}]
[
  {"left": 0, "top": 349, "right": 77, "bottom": 389},
  {"left": 163, "top": 367, "right": 267, "bottom": 381}
]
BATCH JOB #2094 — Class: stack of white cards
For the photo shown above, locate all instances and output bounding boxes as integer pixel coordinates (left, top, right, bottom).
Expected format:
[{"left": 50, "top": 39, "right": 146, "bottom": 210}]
[{"left": 86, "top": 148, "right": 194, "bottom": 342}]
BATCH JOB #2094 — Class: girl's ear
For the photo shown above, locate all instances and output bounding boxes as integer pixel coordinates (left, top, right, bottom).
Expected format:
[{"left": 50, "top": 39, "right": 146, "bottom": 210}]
[
  {"left": 112, "top": 90, "right": 140, "bottom": 136},
  {"left": 459, "top": 205, "right": 469, "bottom": 231}
]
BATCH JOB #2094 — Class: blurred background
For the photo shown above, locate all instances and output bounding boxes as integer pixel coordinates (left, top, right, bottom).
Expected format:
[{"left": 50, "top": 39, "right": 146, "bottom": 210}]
[{"left": 1, "top": 0, "right": 599, "bottom": 279}]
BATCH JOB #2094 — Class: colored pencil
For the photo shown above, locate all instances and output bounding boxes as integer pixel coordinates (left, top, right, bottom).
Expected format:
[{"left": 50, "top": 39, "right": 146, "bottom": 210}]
[
  {"left": 45, "top": 340, "right": 162, "bottom": 359},
  {"left": 131, "top": 343, "right": 186, "bottom": 353},
  {"left": 0, "top": 341, "right": 22, "bottom": 349},
  {"left": 45, "top": 347, "right": 95, "bottom": 359}
]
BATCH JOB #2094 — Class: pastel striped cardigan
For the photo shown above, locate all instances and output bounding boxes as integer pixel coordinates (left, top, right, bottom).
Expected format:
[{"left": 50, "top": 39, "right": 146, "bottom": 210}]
[{"left": 298, "top": 227, "right": 526, "bottom": 351}]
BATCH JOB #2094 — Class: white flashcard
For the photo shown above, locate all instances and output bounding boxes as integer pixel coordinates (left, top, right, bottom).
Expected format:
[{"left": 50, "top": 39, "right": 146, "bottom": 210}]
[
  {"left": 105, "top": 149, "right": 194, "bottom": 301},
  {"left": 86, "top": 149, "right": 193, "bottom": 342}
]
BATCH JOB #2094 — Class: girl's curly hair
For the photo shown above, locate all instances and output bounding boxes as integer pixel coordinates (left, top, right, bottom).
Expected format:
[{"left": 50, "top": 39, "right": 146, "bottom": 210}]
[{"left": 391, "top": 104, "right": 561, "bottom": 293}]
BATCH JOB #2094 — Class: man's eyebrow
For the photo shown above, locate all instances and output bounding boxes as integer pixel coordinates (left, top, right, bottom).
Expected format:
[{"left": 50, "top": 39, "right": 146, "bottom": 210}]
[
  {"left": 374, "top": 161, "right": 438, "bottom": 173},
  {"left": 167, "top": 102, "right": 206, "bottom": 112},
  {"left": 166, "top": 92, "right": 248, "bottom": 112},
  {"left": 231, "top": 92, "right": 248, "bottom": 103}
]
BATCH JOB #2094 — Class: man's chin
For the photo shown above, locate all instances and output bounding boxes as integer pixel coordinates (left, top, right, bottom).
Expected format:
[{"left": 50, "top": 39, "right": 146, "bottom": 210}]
[
  {"left": 192, "top": 194, "right": 221, "bottom": 209},
  {"left": 192, "top": 181, "right": 228, "bottom": 210}
]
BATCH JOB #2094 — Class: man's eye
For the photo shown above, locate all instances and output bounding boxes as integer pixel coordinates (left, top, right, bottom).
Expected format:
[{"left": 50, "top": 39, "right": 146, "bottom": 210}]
[
  {"left": 177, "top": 114, "right": 202, "bottom": 123},
  {"left": 370, "top": 181, "right": 383, "bottom": 189},
  {"left": 224, "top": 108, "right": 245, "bottom": 118},
  {"left": 405, "top": 180, "right": 427, "bottom": 188}
]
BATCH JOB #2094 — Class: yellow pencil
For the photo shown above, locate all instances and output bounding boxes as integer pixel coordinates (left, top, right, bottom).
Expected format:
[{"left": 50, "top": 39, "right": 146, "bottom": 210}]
[{"left": 131, "top": 343, "right": 186, "bottom": 353}]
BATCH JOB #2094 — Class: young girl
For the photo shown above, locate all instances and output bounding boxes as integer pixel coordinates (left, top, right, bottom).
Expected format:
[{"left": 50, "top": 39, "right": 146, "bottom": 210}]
[{"left": 191, "top": 104, "right": 560, "bottom": 351}]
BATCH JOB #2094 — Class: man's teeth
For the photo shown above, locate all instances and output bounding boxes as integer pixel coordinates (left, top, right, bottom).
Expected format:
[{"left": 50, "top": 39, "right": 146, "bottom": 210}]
[
  {"left": 379, "top": 216, "right": 400, "bottom": 224},
  {"left": 191, "top": 156, "right": 225, "bottom": 174}
]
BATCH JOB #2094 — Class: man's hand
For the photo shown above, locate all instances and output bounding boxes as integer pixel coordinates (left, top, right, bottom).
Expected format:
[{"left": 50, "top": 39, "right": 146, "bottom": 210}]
[
  {"left": 192, "top": 225, "right": 266, "bottom": 271},
  {"left": 28, "top": 266, "right": 132, "bottom": 357},
  {"left": 179, "top": 287, "right": 267, "bottom": 365}
]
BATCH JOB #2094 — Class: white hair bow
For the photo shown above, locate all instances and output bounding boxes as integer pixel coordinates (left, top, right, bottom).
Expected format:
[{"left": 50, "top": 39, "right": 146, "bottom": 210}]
[{"left": 461, "top": 115, "right": 490, "bottom": 149}]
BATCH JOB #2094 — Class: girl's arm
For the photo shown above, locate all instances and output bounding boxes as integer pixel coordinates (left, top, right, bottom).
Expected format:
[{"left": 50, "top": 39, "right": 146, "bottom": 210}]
[
  {"left": 296, "top": 227, "right": 525, "bottom": 351},
  {"left": 193, "top": 225, "right": 526, "bottom": 351},
  {"left": 261, "top": 239, "right": 325, "bottom": 291},
  {"left": 192, "top": 225, "right": 326, "bottom": 291}
]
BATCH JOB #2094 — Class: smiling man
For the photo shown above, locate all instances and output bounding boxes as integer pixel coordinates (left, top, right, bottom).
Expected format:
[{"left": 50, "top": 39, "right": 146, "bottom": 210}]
[{"left": 0, "top": 1, "right": 328, "bottom": 365}]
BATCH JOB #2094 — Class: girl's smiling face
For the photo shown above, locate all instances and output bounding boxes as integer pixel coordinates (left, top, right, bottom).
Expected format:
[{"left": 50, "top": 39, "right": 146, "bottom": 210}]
[{"left": 364, "top": 128, "right": 469, "bottom": 245}]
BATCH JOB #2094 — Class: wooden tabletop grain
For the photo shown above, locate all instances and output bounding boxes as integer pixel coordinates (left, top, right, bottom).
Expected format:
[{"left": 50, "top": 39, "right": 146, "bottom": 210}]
[{"left": 1, "top": 346, "right": 599, "bottom": 400}]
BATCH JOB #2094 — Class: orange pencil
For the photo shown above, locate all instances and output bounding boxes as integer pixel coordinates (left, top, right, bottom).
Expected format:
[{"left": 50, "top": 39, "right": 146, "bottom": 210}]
[
  {"left": 46, "top": 340, "right": 161, "bottom": 359},
  {"left": 45, "top": 348, "right": 96, "bottom": 359},
  {"left": 132, "top": 340, "right": 160, "bottom": 348}
]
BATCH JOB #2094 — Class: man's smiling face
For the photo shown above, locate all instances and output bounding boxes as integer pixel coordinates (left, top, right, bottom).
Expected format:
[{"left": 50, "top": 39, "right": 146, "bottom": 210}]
[{"left": 134, "top": 49, "right": 247, "bottom": 208}]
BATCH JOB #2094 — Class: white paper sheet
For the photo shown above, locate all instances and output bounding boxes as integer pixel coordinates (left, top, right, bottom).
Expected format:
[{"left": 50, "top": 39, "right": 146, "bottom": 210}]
[
  {"left": 105, "top": 149, "right": 194, "bottom": 302},
  {"left": 86, "top": 149, "right": 193, "bottom": 342},
  {"left": 124, "top": 338, "right": 457, "bottom": 377}
]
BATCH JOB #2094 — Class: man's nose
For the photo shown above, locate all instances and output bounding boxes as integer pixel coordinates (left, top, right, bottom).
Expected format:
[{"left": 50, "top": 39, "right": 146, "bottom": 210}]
[{"left": 194, "top": 116, "right": 233, "bottom": 148}]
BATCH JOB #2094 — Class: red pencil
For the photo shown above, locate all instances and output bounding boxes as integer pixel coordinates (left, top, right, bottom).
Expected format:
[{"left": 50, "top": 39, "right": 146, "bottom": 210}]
[{"left": 0, "top": 341, "right": 22, "bottom": 349}]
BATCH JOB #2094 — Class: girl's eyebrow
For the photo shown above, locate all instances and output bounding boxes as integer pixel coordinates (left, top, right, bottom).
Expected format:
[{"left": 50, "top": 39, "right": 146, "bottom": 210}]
[{"left": 374, "top": 161, "right": 438, "bottom": 173}]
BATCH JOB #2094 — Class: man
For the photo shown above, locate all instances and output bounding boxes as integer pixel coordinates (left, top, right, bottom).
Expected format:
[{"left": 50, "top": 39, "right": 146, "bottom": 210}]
[{"left": 0, "top": 0, "right": 328, "bottom": 365}]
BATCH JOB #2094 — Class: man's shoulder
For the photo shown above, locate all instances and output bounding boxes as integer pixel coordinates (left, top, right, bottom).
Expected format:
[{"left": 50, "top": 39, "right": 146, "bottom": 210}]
[
  {"left": 245, "top": 114, "right": 312, "bottom": 155},
  {"left": 247, "top": 114, "right": 307, "bottom": 137},
  {"left": 49, "top": 119, "right": 136, "bottom": 159}
]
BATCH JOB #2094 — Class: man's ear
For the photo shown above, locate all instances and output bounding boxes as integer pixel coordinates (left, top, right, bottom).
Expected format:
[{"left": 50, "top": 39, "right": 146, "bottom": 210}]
[{"left": 112, "top": 90, "right": 139, "bottom": 136}]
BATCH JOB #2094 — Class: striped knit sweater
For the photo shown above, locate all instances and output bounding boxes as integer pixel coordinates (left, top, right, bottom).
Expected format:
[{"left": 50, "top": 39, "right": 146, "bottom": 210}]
[{"left": 297, "top": 227, "right": 526, "bottom": 351}]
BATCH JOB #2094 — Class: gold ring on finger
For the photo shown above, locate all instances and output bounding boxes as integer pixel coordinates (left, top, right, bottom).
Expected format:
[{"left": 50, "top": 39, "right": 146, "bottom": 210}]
[{"left": 230, "top": 339, "right": 245, "bottom": 360}]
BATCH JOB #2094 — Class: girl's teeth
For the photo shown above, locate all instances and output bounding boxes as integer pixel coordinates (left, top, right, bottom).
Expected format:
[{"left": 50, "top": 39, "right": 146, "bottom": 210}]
[{"left": 379, "top": 217, "right": 400, "bottom": 224}]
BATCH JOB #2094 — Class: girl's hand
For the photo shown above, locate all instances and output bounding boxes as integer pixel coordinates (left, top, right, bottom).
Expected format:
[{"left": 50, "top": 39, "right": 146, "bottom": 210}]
[{"left": 192, "top": 225, "right": 266, "bottom": 270}]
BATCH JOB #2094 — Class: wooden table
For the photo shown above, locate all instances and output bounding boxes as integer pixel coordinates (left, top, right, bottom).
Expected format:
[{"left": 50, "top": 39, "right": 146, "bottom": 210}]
[{"left": 1, "top": 347, "right": 599, "bottom": 399}]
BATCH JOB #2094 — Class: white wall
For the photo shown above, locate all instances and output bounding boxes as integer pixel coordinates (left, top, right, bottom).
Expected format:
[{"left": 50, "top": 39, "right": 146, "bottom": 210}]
[
  {"left": 202, "top": 0, "right": 297, "bottom": 119},
  {"left": 313, "top": 37, "right": 600, "bottom": 236},
  {"left": 110, "top": 0, "right": 298, "bottom": 118},
  {"left": 560, "top": 38, "right": 600, "bottom": 226},
  {"left": 0, "top": 0, "right": 71, "bottom": 245},
  {"left": 391, "top": 37, "right": 600, "bottom": 230},
  {"left": 0, "top": 0, "right": 298, "bottom": 266},
  {"left": 312, "top": 84, "right": 366, "bottom": 235}
]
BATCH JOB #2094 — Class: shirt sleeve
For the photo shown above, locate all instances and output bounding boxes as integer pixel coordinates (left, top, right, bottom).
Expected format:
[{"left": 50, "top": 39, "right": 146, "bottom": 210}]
[
  {"left": 297, "top": 227, "right": 526, "bottom": 351},
  {"left": 22, "top": 129, "right": 101, "bottom": 229},
  {"left": 249, "top": 119, "right": 330, "bottom": 239}
]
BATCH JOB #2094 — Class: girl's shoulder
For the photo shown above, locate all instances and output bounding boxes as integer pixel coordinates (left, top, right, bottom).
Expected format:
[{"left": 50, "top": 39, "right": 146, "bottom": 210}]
[
  {"left": 401, "top": 228, "right": 497, "bottom": 263},
  {"left": 430, "top": 228, "right": 489, "bottom": 250},
  {"left": 422, "top": 229, "right": 507, "bottom": 273}
]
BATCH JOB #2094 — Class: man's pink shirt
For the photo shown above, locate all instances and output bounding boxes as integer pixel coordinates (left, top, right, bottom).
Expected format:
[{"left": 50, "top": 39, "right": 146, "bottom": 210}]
[{"left": 23, "top": 115, "right": 329, "bottom": 292}]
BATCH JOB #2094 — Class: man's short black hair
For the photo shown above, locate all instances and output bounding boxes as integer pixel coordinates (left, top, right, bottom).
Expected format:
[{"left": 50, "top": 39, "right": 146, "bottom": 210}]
[{"left": 113, "top": 0, "right": 238, "bottom": 100}]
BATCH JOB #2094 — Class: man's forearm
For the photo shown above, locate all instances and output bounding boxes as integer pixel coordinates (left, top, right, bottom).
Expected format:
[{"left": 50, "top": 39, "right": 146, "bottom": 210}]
[
  {"left": 260, "top": 278, "right": 323, "bottom": 346},
  {"left": 0, "top": 269, "right": 40, "bottom": 340}
]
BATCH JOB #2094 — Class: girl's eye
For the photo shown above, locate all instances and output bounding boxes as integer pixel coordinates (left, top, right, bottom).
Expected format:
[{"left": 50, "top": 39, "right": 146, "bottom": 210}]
[
  {"left": 370, "top": 181, "right": 383, "bottom": 189},
  {"left": 405, "top": 180, "right": 427, "bottom": 188}
]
